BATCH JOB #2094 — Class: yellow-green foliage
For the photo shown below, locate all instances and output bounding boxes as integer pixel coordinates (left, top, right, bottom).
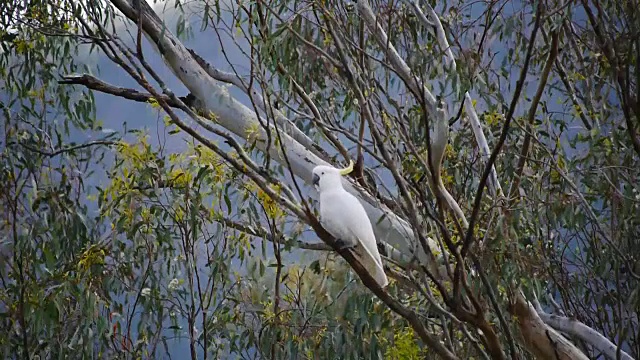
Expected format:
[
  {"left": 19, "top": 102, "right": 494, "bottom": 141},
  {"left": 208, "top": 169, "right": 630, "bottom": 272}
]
[
  {"left": 255, "top": 183, "right": 284, "bottom": 219},
  {"left": 384, "top": 328, "right": 424, "bottom": 360},
  {"left": 77, "top": 244, "right": 106, "bottom": 272},
  {"left": 483, "top": 110, "right": 504, "bottom": 127}
]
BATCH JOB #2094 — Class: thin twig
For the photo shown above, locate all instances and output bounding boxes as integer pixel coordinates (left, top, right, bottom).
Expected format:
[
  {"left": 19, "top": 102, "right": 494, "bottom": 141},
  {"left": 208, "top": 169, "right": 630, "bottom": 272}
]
[
  {"left": 508, "top": 30, "right": 560, "bottom": 201},
  {"left": 18, "top": 140, "right": 116, "bottom": 157}
]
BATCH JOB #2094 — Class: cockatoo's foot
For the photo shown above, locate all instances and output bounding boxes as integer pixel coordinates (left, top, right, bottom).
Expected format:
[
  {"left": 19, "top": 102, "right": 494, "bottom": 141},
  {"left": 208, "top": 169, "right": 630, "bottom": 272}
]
[{"left": 335, "top": 239, "right": 356, "bottom": 251}]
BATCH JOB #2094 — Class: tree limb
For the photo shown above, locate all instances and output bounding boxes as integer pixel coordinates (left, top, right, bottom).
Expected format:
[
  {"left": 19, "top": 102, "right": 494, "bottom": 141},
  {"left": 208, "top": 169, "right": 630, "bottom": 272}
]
[
  {"left": 462, "top": 3, "right": 543, "bottom": 257},
  {"left": 406, "top": 0, "right": 503, "bottom": 197},
  {"left": 59, "top": 74, "right": 185, "bottom": 106},
  {"left": 508, "top": 30, "right": 560, "bottom": 201},
  {"left": 510, "top": 292, "right": 590, "bottom": 360},
  {"left": 18, "top": 140, "right": 116, "bottom": 157},
  {"left": 217, "top": 217, "right": 332, "bottom": 251},
  {"left": 534, "top": 303, "right": 634, "bottom": 360}
]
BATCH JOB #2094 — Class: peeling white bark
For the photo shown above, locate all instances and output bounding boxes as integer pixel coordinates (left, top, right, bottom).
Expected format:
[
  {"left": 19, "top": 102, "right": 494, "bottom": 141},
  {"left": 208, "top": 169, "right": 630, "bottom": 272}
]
[
  {"left": 189, "top": 50, "right": 325, "bottom": 158},
  {"left": 512, "top": 294, "right": 590, "bottom": 360},
  {"left": 537, "top": 310, "right": 635, "bottom": 360}
]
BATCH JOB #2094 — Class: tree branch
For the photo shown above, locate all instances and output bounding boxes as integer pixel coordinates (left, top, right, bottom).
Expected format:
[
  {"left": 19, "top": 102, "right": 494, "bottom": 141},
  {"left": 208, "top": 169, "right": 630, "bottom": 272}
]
[
  {"left": 217, "top": 217, "right": 332, "bottom": 251},
  {"left": 356, "top": 1, "right": 438, "bottom": 113},
  {"left": 186, "top": 48, "right": 328, "bottom": 160},
  {"left": 508, "top": 30, "right": 559, "bottom": 201},
  {"left": 510, "top": 292, "right": 590, "bottom": 360},
  {"left": 18, "top": 140, "right": 116, "bottom": 157},
  {"left": 534, "top": 303, "right": 634, "bottom": 360},
  {"left": 462, "top": 3, "right": 543, "bottom": 257},
  {"left": 406, "top": 0, "right": 503, "bottom": 197},
  {"left": 59, "top": 74, "right": 184, "bottom": 107}
]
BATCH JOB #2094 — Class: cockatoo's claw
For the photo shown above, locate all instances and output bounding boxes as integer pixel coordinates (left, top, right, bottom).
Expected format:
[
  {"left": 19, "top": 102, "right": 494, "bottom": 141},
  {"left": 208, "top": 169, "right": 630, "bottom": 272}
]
[{"left": 335, "top": 239, "right": 356, "bottom": 251}]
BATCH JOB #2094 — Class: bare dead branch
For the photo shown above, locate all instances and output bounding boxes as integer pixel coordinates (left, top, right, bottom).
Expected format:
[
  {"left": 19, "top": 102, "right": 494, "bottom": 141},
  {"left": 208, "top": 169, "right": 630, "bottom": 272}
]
[
  {"left": 59, "top": 74, "right": 186, "bottom": 108},
  {"left": 18, "top": 140, "right": 116, "bottom": 157}
]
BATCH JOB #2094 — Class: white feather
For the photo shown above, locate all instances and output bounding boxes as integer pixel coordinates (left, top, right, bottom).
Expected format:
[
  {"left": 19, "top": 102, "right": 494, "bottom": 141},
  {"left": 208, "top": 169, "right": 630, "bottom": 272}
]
[{"left": 313, "top": 165, "right": 389, "bottom": 288}]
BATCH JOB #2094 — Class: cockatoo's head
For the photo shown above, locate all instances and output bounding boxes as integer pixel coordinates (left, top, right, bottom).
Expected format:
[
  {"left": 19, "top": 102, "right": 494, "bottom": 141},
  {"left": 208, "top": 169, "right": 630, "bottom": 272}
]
[{"left": 312, "top": 161, "right": 354, "bottom": 193}]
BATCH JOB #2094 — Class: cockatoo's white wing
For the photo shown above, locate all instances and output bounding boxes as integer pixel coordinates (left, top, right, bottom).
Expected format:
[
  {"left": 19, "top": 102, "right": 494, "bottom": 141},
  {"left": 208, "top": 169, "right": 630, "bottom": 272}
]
[
  {"left": 319, "top": 191, "right": 359, "bottom": 247},
  {"left": 320, "top": 190, "right": 389, "bottom": 288}
]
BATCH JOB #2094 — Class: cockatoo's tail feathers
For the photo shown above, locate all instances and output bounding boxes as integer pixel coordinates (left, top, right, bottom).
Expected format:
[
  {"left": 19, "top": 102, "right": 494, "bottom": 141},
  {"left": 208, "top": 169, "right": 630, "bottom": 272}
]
[{"left": 354, "top": 238, "right": 389, "bottom": 288}]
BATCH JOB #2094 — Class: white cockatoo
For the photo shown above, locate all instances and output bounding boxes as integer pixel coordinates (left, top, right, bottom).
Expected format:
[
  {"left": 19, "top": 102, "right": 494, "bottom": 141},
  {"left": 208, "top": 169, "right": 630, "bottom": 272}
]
[{"left": 312, "top": 161, "right": 389, "bottom": 288}]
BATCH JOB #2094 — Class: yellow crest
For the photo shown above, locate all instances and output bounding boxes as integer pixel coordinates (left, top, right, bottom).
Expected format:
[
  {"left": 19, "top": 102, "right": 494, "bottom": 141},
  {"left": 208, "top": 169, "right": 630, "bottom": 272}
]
[{"left": 338, "top": 160, "right": 354, "bottom": 175}]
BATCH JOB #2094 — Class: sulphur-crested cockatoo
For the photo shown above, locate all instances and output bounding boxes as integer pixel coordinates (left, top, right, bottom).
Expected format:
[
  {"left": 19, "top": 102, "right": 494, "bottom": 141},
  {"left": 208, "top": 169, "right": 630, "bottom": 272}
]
[{"left": 312, "top": 161, "right": 389, "bottom": 288}]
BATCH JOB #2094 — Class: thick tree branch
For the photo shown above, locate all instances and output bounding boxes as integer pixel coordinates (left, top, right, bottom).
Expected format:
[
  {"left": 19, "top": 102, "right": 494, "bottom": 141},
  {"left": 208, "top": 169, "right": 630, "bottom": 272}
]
[
  {"left": 533, "top": 302, "right": 634, "bottom": 360},
  {"left": 59, "top": 74, "right": 184, "bottom": 106},
  {"left": 510, "top": 293, "right": 590, "bottom": 360},
  {"left": 186, "top": 48, "right": 328, "bottom": 160}
]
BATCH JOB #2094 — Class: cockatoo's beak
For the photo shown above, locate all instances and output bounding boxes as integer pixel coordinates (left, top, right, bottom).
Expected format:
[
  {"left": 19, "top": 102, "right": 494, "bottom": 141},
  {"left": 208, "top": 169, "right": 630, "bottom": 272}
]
[
  {"left": 338, "top": 160, "right": 354, "bottom": 175},
  {"left": 312, "top": 173, "right": 320, "bottom": 186}
]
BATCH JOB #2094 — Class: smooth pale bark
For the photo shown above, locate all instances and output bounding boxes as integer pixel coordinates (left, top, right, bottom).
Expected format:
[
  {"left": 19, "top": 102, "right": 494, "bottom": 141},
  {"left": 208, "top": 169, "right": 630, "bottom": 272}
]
[
  {"left": 537, "top": 310, "right": 634, "bottom": 360},
  {"left": 510, "top": 294, "right": 590, "bottom": 360},
  {"left": 108, "top": 0, "right": 438, "bottom": 268}
]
